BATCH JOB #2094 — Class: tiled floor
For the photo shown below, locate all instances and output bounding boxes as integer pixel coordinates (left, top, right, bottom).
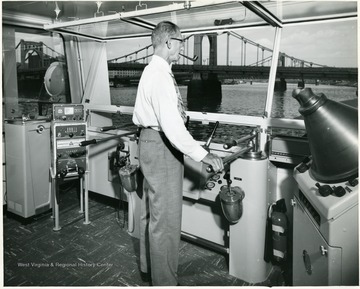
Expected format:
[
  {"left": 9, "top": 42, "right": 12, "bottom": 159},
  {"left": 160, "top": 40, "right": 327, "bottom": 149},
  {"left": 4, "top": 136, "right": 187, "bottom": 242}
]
[{"left": 3, "top": 181, "right": 284, "bottom": 286}]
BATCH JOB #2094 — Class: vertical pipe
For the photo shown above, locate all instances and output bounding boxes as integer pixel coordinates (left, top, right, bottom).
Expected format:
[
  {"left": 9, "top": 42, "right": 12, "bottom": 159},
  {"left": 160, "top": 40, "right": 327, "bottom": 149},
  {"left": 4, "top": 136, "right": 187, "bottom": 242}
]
[
  {"left": 264, "top": 26, "right": 282, "bottom": 114},
  {"left": 49, "top": 173, "right": 54, "bottom": 219},
  {"left": 79, "top": 177, "right": 84, "bottom": 213},
  {"left": 226, "top": 32, "right": 230, "bottom": 66},
  {"left": 244, "top": 41, "right": 247, "bottom": 66},
  {"left": 83, "top": 171, "right": 91, "bottom": 225},
  {"left": 53, "top": 179, "right": 61, "bottom": 231},
  {"left": 256, "top": 26, "right": 283, "bottom": 153},
  {"left": 241, "top": 39, "right": 243, "bottom": 66},
  {"left": 186, "top": 37, "right": 189, "bottom": 65}
]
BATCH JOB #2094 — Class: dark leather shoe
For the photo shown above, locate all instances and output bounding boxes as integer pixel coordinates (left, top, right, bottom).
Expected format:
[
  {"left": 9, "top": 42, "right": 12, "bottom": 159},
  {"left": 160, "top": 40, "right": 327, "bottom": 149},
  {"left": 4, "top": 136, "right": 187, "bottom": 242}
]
[{"left": 140, "top": 271, "right": 151, "bottom": 283}]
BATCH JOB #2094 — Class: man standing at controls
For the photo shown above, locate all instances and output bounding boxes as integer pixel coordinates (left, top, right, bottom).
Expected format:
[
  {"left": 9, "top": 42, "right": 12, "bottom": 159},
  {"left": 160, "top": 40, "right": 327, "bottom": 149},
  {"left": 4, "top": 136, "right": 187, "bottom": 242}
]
[{"left": 132, "top": 21, "right": 224, "bottom": 286}]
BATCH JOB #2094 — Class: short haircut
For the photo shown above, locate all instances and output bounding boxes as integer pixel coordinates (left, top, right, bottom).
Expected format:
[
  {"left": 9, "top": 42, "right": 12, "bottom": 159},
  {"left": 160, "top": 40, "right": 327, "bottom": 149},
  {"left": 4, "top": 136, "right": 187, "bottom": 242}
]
[{"left": 151, "top": 21, "right": 179, "bottom": 48}]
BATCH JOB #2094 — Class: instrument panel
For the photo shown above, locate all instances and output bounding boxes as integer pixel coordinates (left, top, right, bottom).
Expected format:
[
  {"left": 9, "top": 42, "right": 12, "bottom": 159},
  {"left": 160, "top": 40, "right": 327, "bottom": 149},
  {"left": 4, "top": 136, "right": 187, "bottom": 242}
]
[
  {"left": 52, "top": 104, "right": 85, "bottom": 121},
  {"left": 51, "top": 104, "right": 87, "bottom": 178}
]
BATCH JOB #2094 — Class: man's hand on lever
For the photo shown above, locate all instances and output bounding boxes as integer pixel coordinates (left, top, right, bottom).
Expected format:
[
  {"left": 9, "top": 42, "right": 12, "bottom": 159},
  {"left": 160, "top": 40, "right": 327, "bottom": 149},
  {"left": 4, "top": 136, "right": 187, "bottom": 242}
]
[{"left": 202, "top": 153, "right": 224, "bottom": 173}]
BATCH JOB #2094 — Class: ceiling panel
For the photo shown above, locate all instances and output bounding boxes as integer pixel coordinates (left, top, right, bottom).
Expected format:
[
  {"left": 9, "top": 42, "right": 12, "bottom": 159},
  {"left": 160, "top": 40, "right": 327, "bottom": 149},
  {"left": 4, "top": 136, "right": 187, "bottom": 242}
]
[{"left": 2, "top": 1, "right": 357, "bottom": 40}]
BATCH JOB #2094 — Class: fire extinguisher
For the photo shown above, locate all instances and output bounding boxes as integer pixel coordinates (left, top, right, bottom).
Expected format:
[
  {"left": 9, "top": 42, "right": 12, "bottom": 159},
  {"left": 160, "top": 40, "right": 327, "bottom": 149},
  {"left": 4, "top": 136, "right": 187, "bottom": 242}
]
[{"left": 270, "top": 199, "right": 288, "bottom": 263}]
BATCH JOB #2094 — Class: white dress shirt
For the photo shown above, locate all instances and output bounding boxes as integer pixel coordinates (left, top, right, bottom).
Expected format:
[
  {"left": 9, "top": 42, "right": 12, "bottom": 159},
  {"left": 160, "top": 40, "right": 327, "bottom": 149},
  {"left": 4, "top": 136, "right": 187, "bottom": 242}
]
[{"left": 133, "top": 55, "right": 208, "bottom": 162}]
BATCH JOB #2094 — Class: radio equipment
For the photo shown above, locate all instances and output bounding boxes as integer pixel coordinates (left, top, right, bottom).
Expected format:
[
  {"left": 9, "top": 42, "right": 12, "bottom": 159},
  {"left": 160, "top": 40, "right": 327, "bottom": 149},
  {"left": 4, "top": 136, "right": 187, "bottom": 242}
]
[
  {"left": 50, "top": 104, "right": 90, "bottom": 231},
  {"left": 52, "top": 123, "right": 87, "bottom": 178}
]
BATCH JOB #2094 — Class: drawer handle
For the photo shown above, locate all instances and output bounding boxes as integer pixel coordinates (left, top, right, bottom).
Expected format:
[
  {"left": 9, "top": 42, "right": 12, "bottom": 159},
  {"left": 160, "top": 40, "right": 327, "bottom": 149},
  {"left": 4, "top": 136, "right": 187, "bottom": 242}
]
[
  {"left": 303, "top": 250, "right": 312, "bottom": 275},
  {"left": 320, "top": 245, "right": 328, "bottom": 256}
]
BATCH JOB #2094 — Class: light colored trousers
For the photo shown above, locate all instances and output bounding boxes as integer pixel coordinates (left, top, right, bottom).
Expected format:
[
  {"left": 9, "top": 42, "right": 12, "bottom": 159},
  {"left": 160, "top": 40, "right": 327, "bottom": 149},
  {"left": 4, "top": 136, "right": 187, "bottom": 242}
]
[{"left": 138, "top": 128, "right": 184, "bottom": 286}]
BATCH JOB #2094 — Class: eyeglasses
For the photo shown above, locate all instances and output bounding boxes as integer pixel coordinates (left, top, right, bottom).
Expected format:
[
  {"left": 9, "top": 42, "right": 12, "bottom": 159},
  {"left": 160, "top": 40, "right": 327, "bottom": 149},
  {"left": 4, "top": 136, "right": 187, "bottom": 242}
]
[{"left": 170, "top": 37, "right": 185, "bottom": 43}]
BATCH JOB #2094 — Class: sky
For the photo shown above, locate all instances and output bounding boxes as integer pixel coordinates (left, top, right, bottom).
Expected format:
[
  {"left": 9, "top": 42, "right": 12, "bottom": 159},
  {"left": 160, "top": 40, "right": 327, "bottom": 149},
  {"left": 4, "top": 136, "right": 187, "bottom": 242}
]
[
  {"left": 106, "top": 18, "right": 357, "bottom": 68},
  {"left": 15, "top": 1, "right": 358, "bottom": 69}
]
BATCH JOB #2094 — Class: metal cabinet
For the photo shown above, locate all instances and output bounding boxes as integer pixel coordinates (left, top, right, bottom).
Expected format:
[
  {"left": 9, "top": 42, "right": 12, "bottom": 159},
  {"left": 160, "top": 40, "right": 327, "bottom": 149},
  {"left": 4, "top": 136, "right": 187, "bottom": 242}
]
[
  {"left": 292, "top": 194, "right": 342, "bottom": 285},
  {"left": 5, "top": 120, "right": 51, "bottom": 218}
]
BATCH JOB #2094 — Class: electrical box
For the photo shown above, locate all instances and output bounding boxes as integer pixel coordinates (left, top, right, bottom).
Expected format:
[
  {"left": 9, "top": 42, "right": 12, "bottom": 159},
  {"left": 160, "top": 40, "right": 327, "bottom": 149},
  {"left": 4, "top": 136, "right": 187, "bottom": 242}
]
[
  {"left": 5, "top": 120, "right": 51, "bottom": 217},
  {"left": 269, "top": 135, "right": 310, "bottom": 165}
]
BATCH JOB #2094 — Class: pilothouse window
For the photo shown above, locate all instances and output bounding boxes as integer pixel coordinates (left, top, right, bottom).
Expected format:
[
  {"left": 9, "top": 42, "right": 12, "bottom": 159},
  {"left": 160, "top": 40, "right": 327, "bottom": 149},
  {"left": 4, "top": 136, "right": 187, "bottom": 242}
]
[
  {"left": 272, "top": 19, "right": 358, "bottom": 120},
  {"left": 2, "top": 27, "right": 70, "bottom": 119}
]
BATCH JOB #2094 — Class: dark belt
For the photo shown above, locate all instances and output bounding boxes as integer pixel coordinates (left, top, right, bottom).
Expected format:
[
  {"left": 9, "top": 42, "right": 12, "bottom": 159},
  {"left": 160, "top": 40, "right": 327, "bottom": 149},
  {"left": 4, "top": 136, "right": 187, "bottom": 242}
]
[{"left": 140, "top": 127, "right": 165, "bottom": 135}]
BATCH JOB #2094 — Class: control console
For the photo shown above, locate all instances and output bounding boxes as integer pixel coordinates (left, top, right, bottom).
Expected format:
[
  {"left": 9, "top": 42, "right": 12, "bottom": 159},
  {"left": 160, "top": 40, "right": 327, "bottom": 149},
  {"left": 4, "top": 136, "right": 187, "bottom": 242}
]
[{"left": 51, "top": 104, "right": 87, "bottom": 179}]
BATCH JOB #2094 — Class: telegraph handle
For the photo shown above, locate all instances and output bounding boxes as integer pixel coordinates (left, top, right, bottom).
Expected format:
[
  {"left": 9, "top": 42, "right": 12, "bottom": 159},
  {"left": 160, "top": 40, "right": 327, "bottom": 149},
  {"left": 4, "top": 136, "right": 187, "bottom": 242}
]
[
  {"left": 206, "top": 145, "right": 253, "bottom": 173},
  {"left": 223, "top": 140, "right": 237, "bottom": 150},
  {"left": 223, "top": 134, "right": 256, "bottom": 150},
  {"left": 79, "top": 131, "right": 138, "bottom": 147},
  {"left": 79, "top": 139, "right": 97, "bottom": 146},
  {"left": 100, "top": 126, "right": 117, "bottom": 132},
  {"left": 204, "top": 121, "right": 219, "bottom": 150}
]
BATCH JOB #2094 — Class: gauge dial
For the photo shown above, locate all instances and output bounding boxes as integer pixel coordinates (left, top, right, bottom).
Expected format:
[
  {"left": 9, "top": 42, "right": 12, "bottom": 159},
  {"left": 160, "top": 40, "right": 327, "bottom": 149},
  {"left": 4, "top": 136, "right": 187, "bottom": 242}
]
[
  {"left": 211, "top": 174, "right": 220, "bottom": 181},
  {"left": 205, "top": 182, "right": 216, "bottom": 190}
]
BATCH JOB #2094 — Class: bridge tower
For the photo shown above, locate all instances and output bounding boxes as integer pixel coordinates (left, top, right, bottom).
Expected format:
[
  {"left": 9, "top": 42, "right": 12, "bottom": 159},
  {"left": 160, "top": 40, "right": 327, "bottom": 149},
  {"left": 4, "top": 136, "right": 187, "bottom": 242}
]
[
  {"left": 275, "top": 52, "right": 287, "bottom": 91},
  {"left": 187, "top": 34, "right": 222, "bottom": 107},
  {"left": 20, "top": 40, "right": 45, "bottom": 69},
  {"left": 193, "top": 33, "right": 218, "bottom": 65}
]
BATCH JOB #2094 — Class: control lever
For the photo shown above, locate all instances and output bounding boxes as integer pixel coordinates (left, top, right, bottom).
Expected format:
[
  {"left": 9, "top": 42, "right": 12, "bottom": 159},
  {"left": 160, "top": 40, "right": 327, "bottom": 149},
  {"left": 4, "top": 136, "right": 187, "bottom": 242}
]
[
  {"left": 223, "top": 133, "right": 257, "bottom": 150},
  {"left": 100, "top": 126, "right": 117, "bottom": 132},
  {"left": 207, "top": 145, "right": 253, "bottom": 173},
  {"left": 79, "top": 139, "right": 97, "bottom": 146},
  {"left": 79, "top": 131, "right": 137, "bottom": 146},
  {"left": 223, "top": 140, "right": 237, "bottom": 150},
  {"left": 203, "top": 121, "right": 219, "bottom": 151}
]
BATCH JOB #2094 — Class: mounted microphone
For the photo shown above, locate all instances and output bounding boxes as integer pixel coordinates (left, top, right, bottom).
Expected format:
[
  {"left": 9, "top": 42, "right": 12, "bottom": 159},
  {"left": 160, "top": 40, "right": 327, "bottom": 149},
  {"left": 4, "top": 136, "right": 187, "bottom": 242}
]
[{"left": 180, "top": 53, "right": 198, "bottom": 62}]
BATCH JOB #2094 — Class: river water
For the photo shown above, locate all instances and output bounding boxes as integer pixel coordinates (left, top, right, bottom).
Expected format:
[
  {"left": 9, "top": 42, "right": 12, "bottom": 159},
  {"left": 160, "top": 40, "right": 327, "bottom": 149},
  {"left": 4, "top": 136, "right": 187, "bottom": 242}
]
[{"left": 111, "top": 82, "right": 357, "bottom": 143}]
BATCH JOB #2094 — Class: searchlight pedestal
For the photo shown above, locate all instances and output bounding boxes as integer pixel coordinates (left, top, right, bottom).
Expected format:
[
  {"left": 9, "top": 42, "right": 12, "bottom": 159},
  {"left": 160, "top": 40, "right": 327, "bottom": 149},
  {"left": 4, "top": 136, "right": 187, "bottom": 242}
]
[{"left": 291, "top": 88, "right": 358, "bottom": 286}]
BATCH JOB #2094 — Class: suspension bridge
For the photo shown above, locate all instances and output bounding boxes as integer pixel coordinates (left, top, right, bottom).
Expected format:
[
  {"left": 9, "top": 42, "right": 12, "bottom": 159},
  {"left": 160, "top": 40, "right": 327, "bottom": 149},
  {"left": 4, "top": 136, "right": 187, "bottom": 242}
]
[
  {"left": 107, "top": 32, "right": 357, "bottom": 88},
  {"left": 15, "top": 35, "right": 357, "bottom": 92},
  {"left": 16, "top": 40, "right": 64, "bottom": 76}
]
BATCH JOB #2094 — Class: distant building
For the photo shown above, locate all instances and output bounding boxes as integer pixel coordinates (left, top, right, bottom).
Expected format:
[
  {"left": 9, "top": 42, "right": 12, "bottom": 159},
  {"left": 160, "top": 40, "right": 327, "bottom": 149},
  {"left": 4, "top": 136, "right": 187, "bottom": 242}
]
[{"left": 108, "top": 70, "right": 141, "bottom": 78}]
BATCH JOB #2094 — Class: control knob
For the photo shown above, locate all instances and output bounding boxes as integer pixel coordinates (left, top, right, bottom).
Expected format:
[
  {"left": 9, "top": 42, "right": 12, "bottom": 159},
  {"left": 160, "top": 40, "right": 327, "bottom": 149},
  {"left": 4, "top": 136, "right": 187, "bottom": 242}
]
[
  {"left": 315, "top": 182, "right": 333, "bottom": 197},
  {"left": 59, "top": 169, "right": 67, "bottom": 178},
  {"left": 78, "top": 167, "right": 85, "bottom": 175},
  {"left": 333, "top": 186, "right": 346, "bottom": 197},
  {"left": 348, "top": 178, "right": 358, "bottom": 187}
]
